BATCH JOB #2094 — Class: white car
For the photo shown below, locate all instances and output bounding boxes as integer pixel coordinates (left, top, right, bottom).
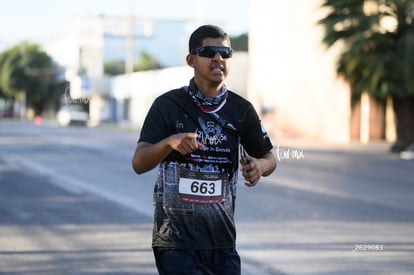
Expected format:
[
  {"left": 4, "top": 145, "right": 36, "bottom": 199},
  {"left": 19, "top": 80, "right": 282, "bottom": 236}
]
[{"left": 57, "top": 105, "right": 89, "bottom": 127}]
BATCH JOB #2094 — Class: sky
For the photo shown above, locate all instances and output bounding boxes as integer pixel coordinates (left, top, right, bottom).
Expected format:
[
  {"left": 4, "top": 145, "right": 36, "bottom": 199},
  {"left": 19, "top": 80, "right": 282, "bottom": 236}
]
[{"left": 0, "top": 0, "right": 249, "bottom": 50}]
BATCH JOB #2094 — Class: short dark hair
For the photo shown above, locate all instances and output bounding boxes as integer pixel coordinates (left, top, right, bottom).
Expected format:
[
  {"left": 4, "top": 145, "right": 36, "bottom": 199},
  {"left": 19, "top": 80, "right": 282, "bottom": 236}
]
[{"left": 188, "top": 25, "right": 230, "bottom": 53}]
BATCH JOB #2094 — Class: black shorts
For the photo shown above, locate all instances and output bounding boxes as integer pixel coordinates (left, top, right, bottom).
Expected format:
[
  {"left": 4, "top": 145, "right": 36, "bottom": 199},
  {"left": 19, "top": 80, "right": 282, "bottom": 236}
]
[{"left": 153, "top": 247, "right": 241, "bottom": 275}]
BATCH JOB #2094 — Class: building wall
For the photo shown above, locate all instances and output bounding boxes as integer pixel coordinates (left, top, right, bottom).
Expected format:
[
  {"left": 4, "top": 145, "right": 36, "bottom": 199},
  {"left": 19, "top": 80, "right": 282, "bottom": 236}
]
[{"left": 248, "top": 0, "right": 351, "bottom": 143}]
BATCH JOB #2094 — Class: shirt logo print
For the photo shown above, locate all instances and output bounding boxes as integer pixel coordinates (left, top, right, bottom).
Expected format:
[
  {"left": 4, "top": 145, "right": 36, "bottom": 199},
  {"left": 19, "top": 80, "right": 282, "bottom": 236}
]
[{"left": 197, "top": 117, "right": 227, "bottom": 145}]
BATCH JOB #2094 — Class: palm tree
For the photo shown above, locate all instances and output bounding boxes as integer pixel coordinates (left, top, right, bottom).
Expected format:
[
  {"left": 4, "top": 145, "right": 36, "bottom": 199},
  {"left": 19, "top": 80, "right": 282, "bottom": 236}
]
[{"left": 318, "top": 0, "right": 414, "bottom": 152}]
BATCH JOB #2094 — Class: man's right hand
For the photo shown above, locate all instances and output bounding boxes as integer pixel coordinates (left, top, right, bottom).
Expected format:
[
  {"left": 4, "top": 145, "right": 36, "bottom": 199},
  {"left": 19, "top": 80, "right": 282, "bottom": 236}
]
[
  {"left": 132, "top": 132, "right": 204, "bottom": 175},
  {"left": 168, "top": 132, "right": 204, "bottom": 155}
]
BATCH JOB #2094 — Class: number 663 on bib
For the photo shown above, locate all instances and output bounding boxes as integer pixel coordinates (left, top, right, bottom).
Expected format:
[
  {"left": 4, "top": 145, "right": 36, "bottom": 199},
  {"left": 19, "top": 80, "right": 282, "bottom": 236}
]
[{"left": 178, "top": 170, "right": 227, "bottom": 204}]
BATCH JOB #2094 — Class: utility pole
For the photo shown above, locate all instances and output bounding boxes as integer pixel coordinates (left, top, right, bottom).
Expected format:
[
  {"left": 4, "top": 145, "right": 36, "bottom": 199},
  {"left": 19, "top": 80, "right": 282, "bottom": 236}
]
[
  {"left": 74, "top": 6, "right": 154, "bottom": 124},
  {"left": 126, "top": 0, "right": 134, "bottom": 75},
  {"left": 124, "top": 0, "right": 135, "bottom": 122}
]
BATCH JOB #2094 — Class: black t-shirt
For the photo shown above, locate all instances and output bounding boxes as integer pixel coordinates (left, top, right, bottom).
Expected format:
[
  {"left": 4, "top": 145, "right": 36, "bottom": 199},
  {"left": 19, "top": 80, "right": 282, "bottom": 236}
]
[{"left": 138, "top": 87, "right": 273, "bottom": 249}]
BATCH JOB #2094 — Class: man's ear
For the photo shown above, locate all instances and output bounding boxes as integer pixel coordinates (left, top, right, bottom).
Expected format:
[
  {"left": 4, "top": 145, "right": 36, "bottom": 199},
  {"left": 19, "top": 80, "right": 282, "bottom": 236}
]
[{"left": 186, "top": 54, "right": 194, "bottom": 68}]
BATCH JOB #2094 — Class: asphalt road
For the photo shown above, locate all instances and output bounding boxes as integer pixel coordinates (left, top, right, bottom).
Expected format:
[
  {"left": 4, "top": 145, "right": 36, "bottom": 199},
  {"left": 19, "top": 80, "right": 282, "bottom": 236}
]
[{"left": 1, "top": 120, "right": 413, "bottom": 274}]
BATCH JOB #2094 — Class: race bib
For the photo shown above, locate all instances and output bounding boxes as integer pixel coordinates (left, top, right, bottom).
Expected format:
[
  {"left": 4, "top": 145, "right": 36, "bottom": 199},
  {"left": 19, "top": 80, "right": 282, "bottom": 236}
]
[{"left": 179, "top": 169, "right": 227, "bottom": 204}]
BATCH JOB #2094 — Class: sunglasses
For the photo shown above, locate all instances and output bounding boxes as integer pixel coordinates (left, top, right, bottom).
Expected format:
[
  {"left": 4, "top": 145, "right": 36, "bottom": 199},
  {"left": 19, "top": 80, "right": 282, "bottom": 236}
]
[{"left": 192, "top": 46, "right": 233, "bottom": 59}]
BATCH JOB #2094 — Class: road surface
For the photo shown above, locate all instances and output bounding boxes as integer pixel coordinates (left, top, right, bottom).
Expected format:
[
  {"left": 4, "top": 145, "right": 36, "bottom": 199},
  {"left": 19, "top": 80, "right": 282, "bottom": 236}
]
[{"left": 1, "top": 120, "right": 413, "bottom": 274}]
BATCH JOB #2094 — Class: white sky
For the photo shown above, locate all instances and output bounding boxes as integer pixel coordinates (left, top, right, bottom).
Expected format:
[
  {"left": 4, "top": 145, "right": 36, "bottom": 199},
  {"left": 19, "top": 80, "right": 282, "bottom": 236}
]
[{"left": 0, "top": 0, "right": 249, "bottom": 49}]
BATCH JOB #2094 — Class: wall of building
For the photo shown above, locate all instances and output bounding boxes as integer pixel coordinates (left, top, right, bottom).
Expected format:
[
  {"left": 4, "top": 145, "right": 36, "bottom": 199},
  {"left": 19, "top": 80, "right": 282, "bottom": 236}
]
[{"left": 248, "top": 0, "right": 351, "bottom": 143}]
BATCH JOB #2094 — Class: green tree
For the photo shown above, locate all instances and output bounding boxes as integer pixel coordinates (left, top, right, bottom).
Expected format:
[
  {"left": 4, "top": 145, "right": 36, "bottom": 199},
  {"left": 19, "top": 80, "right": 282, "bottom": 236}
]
[
  {"left": 134, "top": 51, "right": 164, "bottom": 71},
  {"left": 319, "top": 0, "right": 414, "bottom": 152},
  {"left": 0, "top": 42, "right": 56, "bottom": 115},
  {"left": 230, "top": 33, "right": 248, "bottom": 51},
  {"left": 104, "top": 60, "right": 125, "bottom": 75}
]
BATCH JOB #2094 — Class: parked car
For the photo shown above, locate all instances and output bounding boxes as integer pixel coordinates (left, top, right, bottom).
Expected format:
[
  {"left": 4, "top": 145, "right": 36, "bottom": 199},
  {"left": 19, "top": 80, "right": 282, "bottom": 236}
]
[{"left": 57, "top": 105, "right": 89, "bottom": 127}]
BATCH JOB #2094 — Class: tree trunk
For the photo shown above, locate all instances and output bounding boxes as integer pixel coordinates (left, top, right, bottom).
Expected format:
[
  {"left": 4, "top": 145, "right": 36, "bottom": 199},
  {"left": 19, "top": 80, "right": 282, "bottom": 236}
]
[{"left": 391, "top": 96, "right": 414, "bottom": 152}]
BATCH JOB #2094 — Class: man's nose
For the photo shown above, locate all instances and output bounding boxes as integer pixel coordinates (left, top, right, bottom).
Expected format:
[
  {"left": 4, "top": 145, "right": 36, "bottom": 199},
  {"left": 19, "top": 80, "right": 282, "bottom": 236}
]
[{"left": 213, "top": 51, "right": 224, "bottom": 60}]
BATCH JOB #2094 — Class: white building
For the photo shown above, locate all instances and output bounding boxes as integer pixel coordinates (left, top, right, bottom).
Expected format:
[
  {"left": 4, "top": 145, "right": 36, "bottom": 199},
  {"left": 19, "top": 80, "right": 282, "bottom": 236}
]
[
  {"left": 42, "top": 16, "right": 198, "bottom": 124},
  {"left": 42, "top": 15, "right": 249, "bottom": 127}
]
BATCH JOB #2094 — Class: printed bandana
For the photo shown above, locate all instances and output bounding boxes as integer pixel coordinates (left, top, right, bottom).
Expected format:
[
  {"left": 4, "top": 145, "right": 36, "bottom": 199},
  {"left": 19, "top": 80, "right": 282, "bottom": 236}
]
[{"left": 184, "top": 78, "right": 228, "bottom": 113}]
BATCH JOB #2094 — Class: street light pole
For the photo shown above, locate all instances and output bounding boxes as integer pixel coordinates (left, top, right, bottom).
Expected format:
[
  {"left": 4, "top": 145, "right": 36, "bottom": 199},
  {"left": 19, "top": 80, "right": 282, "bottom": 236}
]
[
  {"left": 126, "top": 0, "right": 134, "bottom": 75},
  {"left": 123, "top": 0, "right": 135, "bottom": 122}
]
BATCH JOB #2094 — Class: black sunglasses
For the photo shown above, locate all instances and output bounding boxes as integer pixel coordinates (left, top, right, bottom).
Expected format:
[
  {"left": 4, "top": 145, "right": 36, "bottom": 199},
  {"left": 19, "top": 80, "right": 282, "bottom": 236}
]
[{"left": 192, "top": 46, "right": 233, "bottom": 59}]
